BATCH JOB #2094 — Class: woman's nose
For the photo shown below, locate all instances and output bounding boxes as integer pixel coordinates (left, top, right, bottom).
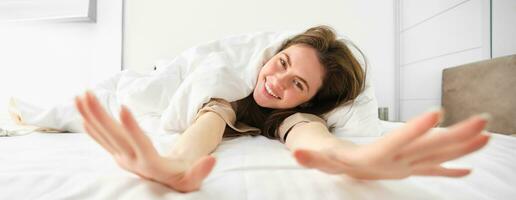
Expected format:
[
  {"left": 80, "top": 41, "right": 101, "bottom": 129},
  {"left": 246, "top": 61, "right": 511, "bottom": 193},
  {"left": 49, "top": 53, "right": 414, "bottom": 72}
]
[{"left": 273, "top": 73, "right": 290, "bottom": 90}]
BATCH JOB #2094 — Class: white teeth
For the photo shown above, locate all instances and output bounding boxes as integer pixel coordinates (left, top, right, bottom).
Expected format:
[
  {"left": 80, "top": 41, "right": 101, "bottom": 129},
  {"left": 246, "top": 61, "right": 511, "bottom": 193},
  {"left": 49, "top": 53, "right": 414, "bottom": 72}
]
[{"left": 265, "top": 81, "right": 280, "bottom": 99}]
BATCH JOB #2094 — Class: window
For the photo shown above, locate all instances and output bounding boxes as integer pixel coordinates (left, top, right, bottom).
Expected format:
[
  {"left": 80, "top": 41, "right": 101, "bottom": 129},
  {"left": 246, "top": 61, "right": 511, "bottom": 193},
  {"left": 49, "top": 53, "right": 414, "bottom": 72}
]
[{"left": 0, "top": 0, "right": 96, "bottom": 23}]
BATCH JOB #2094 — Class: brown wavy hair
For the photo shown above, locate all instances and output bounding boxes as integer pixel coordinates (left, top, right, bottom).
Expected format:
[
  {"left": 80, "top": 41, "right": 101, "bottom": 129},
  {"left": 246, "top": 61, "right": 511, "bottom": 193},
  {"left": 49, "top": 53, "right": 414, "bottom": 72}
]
[{"left": 236, "top": 25, "right": 367, "bottom": 139}]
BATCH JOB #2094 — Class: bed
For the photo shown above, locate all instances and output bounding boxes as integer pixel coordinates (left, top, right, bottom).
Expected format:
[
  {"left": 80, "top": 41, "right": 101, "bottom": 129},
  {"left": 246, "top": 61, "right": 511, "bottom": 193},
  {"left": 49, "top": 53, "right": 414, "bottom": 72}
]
[
  {"left": 2, "top": 52, "right": 515, "bottom": 199},
  {"left": 1, "top": 112, "right": 515, "bottom": 200}
]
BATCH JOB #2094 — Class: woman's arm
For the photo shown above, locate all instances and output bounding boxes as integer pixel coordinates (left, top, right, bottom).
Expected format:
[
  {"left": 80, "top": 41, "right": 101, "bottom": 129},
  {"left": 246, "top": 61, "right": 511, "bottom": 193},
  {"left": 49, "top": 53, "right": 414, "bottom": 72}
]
[
  {"left": 286, "top": 110, "right": 490, "bottom": 179},
  {"left": 167, "top": 111, "right": 226, "bottom": 166},
  {"left": 284, "top": 121, "right": 357, "bottom": 152}
]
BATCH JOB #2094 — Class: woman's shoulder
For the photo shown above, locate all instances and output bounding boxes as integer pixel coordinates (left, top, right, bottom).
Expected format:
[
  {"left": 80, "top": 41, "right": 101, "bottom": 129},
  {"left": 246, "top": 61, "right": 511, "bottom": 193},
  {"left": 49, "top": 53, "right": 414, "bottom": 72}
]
[
  {"left": 202, "top": 98, "right": 240, "bottom": 116},
  {"left": 204, "top": 98, "right": 234, "bottom": 110}
]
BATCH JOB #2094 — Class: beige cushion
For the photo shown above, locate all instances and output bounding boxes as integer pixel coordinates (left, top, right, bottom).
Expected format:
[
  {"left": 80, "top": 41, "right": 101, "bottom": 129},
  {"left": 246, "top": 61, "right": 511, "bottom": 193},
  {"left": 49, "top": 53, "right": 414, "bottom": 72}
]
[{"left": 441, "top": 54, "right": 516, "bottom": 135}]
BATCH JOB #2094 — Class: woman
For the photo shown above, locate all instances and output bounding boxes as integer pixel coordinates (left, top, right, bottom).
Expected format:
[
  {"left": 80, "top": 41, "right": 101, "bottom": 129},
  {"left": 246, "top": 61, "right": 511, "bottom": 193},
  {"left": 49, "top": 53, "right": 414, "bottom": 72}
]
[{"left": 74, "top": 26, "right": 490, "bottom": 192}]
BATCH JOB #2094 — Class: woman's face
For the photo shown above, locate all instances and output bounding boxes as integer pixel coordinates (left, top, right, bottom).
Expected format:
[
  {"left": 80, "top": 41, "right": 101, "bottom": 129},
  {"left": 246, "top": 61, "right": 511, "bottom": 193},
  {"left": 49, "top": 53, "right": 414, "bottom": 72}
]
[{"left": 253, "top": 44, "right": 325, "bottom": 109}]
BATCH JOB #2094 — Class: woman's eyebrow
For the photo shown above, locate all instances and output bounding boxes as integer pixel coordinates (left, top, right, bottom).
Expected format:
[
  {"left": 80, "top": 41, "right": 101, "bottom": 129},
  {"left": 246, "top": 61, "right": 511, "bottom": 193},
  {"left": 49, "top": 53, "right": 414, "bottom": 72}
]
[{"left": 282, "top": 52, "right": 310, "bottom": 92}]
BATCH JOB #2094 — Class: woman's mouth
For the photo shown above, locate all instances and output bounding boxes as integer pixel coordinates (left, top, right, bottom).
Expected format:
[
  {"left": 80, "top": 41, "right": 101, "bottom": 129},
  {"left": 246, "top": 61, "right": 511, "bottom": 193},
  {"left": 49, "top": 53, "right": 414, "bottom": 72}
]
[{"left": 264, "top": 80, "right": 281, "bottom": 100}]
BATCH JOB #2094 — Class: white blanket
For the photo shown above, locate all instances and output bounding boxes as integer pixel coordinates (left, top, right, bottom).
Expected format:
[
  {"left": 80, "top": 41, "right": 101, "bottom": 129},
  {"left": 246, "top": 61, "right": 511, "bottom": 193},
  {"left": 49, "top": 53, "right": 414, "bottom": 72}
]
[{"left": 10, "top": 31, "right": 380, "bottom": 137}]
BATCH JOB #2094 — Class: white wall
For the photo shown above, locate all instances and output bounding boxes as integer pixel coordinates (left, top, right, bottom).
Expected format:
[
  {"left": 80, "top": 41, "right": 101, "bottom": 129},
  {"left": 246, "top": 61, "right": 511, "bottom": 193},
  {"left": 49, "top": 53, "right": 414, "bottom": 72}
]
[
  {"left": 0, "top": 0, "right": 122, "bottom": 110},
  {"left": 492, "top": 0, "right": 516, "bottom": 58},
  {"left": 397, "top": 0, "right": 491, "bottom": 121},
  {"left": 124, "top": 0, "right": 397, "bottom": 119}
]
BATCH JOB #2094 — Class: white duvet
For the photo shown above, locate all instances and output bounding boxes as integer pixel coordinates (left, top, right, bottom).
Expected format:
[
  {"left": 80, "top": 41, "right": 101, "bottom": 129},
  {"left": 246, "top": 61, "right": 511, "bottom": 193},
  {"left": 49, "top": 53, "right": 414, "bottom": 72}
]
[
  {"left": 1, "top": 121, "right": 515, "bottom": 199},
  {"left": 9, "top": 31, "right": 380, "bottom": 137}
]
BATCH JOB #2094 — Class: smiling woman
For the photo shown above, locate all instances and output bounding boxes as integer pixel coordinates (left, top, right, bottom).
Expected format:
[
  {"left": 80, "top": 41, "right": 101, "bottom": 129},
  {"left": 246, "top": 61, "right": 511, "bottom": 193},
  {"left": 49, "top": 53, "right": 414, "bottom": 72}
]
[{"left": 241, "top": 26, "right": 366, "bottom": 139}]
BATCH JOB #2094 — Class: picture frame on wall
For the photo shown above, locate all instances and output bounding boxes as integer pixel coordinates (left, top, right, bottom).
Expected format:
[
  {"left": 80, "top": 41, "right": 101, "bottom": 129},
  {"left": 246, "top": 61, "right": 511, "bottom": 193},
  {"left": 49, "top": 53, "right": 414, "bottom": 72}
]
[{"left": 0, "top": 0, "right": 96, "bottom": 23}]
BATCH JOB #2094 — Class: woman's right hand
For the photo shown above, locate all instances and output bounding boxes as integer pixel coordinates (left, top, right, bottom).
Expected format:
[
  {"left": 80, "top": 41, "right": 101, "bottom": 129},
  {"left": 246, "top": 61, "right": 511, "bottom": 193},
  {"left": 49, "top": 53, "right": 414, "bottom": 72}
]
[{"left": 75, "top": 91, "right": 216, "bottom": 192}]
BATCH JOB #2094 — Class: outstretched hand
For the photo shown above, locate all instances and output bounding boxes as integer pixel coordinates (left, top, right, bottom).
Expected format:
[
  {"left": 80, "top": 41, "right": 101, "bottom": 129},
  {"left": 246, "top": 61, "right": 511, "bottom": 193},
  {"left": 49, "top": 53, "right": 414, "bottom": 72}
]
[
  {"left": 293, "top": 109, "right": 490, "bottom": 179},
  {"left": 75, "top": 91, "right": 215, "bottom": 192}
]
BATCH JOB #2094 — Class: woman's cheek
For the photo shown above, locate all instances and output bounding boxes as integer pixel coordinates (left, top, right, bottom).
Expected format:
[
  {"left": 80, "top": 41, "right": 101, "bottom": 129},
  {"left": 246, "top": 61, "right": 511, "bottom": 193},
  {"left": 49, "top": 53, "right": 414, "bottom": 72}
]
[{"left": 283, "top": 93, "right": 297, "bottom": 106}]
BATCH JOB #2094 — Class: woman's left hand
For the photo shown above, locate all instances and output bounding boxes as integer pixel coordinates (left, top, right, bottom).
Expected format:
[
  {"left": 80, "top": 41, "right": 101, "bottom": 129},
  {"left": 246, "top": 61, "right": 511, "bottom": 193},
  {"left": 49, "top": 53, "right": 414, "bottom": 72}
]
[{"left": 293, "top": 110, "right": 491, "bottom": 179}]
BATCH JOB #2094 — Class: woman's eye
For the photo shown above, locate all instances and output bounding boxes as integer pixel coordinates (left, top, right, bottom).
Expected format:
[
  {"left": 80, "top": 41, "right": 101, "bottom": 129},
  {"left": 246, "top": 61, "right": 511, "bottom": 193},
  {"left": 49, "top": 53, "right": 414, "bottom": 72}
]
[
  {"left": 279, "top": 58, "right": 287, "bottom": 69},
  {"left": 294, "top": 80, "right": 304, "bottom": 90}
]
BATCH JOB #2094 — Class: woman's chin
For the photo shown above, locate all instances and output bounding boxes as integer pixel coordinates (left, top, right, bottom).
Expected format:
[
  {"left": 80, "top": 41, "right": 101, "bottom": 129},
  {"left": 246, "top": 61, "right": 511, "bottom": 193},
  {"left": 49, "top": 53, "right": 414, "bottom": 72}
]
[
  {"left": 253, "top": 93, "right": 267, "bottom": 107},
  {"left": 253, "top": 89, "right": 289, "bottom": 109},
  {"left": 252, "top": 92, "right": 272, "bottom": 108}
]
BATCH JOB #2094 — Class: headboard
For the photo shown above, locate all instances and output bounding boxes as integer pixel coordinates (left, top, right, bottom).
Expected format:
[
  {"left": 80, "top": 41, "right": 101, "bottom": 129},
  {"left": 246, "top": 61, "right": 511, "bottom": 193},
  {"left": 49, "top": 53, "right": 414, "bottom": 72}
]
[{"left": 441, "top": 54, "right": 516, "bottom": 135}]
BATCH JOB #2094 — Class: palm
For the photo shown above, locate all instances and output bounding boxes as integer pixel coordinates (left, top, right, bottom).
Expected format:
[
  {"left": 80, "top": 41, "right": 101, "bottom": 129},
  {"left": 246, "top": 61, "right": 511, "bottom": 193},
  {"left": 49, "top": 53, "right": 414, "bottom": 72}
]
[
  {"left": 329, "top": 145, "right": 414, "bottom": 179},
  {"left": 75, "top": 91, "right": 215, "bottom": 192},
  {"left": 116, "top": 153, "right": 204, "bottom": 190},
  {"left": 294, "top": 110, "right": 490, "bottom": 179}
]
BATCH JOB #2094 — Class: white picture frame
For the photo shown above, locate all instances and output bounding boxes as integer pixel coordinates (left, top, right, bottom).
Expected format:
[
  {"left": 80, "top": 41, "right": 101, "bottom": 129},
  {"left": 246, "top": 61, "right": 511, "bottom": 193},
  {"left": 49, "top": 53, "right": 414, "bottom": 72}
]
[{"left": 0, "top": 0, "right": 96, "bottom": 23}]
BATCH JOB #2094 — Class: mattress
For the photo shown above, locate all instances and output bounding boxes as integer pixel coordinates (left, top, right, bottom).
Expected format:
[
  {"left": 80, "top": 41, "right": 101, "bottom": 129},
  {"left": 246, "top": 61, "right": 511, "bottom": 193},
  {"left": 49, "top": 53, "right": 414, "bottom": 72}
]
[{"left": 1, "top": 117, "right": 515, "bottom": 200}]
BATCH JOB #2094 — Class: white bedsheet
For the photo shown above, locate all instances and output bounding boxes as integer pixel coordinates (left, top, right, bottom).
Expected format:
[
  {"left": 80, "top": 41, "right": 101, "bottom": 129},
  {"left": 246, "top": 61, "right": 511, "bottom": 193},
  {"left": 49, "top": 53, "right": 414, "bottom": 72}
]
[{"left": 1, "top": 121, "right": 515, "bottom": 200}]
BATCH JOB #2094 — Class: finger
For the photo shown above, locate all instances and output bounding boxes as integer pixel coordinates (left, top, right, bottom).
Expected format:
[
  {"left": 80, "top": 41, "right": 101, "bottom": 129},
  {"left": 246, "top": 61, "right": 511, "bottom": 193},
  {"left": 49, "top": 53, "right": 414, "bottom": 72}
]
[
  {"left": 79, "top": 93, "right": 125, "bottom": 154},
  {"left": 400, "top": 114, "right": 489, "bottom": 162},
  {"left": 83, "top": 122, "right": 116, "bottom": 154},
  {"left": 293, "top": 149, "right": 348, "bottom": 174},
  {"left": 76, "top": 96, "right": 118, "bottom": 154},
  {"left": 119, "top": 105, "right": 157, "bottom": 155},
  {"left": 410, "top": 133, "right": 490, "bottom": 167},
  {"left": 84, "top": 91, "right": 135, "bottom": 156},
  {"left": 375, "top": 109, "right": 442, "bottom": 153},
  {"left": 75, "top": 96, "right": 95, "bottom": 127},
  {"left": 412, "top": 165, "right": 471, "bottom": 177}
]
